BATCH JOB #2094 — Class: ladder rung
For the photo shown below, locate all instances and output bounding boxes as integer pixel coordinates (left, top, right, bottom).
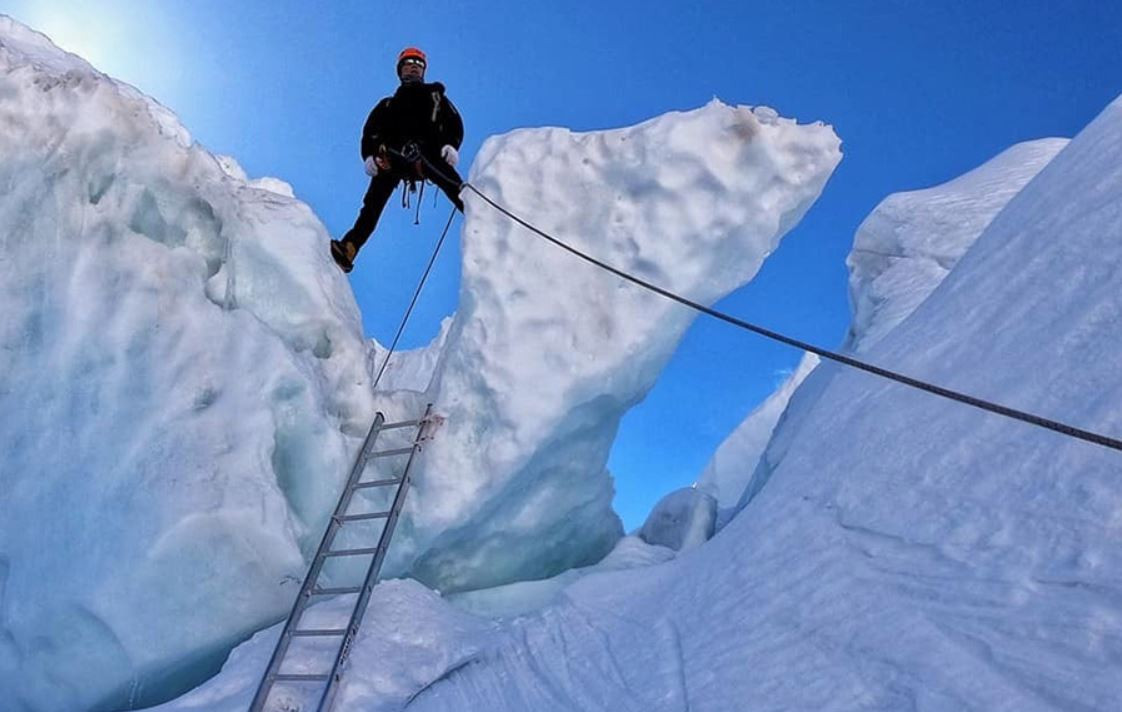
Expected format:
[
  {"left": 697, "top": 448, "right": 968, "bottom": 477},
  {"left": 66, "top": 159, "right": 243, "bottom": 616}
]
[
  {"left": 382, "top": 419, "right": 422, "bottom": 430},
  {"left": 290, "top": 628, "right": 347, "bottom": 637},
  {"left": 370, "top": 446, "right": 415, "bottom": 458},
  {"left": 354, "top": 478, "right": 403, "bottom": 490},
  {"left": 336, "top": 511, "right": 391, "bottom": 522},
  {"left": 273, "top": 673, "right": 330, "bottom": 682},
  {"left": 323, "top": 546, "right": 380, "bottom": 558},
  {"left": 310, "top": 586, "right": 362, "bottom": 596}
]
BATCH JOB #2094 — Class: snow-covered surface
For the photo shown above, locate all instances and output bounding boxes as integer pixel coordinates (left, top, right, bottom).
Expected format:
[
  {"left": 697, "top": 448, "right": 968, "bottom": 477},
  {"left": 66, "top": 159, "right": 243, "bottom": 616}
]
[
  {"left": 845, "top": 138, "right": 1066, "bottom": 353},
  {"left": 448, "top": 96, "right": 1122, "bottom": 711},
  {"left": 148, "top": 538, "right": 677, "bottom": 712},
  {"left": 399, "top": 92, "right": 1122, "bottom": 712},
  {"left": 171, "top": 95, "right": 1122, "bottom": 711},
  {"left": 637, "top": 486, "right": 718, "bottom": 551},
  {"left": 14, "top": 10, "right": 1119, "bottom": 712},
  {"left": 696, "top": 351, "right": 818, "bottom": 511},
  {"left": 731, "top": 139, "right": 1063, "bottom": 519},
  {"left": 0, "top": 15, "right": 844, "bottom": 711},
  {"left": 444, "top": 535, "right": 675, "bottom": 619},
  {"left": 0, "top": 16, "right": 377, "bottom": 712},
  {"left": 399, "top": 100, "right": 842, "bottom": 592}
]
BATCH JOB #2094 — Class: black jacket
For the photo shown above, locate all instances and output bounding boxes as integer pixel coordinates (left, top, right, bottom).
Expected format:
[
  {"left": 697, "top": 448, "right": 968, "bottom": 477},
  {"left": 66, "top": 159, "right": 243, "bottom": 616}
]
[{"left": 360, "top": 81, "right": 463, "bottom": 159}]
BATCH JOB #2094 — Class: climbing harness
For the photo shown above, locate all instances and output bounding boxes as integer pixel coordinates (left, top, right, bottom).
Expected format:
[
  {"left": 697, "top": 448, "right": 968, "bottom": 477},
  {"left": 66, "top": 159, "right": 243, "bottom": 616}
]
[
  {"left": 412, "top": 153, "right": 1122, "bottom": 454},
  {"left": 397, "top": 142, "right": 427, "bottom": 225}
]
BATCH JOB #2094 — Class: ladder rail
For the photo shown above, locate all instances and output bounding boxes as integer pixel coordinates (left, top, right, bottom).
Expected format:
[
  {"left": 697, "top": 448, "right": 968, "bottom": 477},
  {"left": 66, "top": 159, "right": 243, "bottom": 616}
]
[
  {"left": 249, "top": 407, "right": 436, "bottom": 712},
  {"left": 248, "top": 412, "right": 387, "bottom": 712},
  {"left": 316, "top": 404, "right": 433, "bottom": 712}
]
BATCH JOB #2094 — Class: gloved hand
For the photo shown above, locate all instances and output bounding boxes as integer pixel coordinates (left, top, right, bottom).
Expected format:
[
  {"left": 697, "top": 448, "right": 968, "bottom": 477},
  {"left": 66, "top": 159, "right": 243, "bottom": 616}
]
[
  {"left": 441, "top": 145, "right": 459, "bottom": 168},
  {"left": 364, "top": 155, "right": 379, "bottom": 177}
]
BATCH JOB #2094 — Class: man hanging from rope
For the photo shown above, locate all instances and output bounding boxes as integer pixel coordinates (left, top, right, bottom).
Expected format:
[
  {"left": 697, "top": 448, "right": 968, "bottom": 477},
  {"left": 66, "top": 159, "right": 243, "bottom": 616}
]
[{"left": 331, "top": 47, "right": 465, "bottom": 273}]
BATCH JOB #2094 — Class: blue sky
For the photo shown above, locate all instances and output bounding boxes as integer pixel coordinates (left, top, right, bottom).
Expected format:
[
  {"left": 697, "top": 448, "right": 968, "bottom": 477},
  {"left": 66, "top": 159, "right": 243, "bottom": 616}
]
[{"left": 9, "top": 1, "right": 1121, "bottom": 528}]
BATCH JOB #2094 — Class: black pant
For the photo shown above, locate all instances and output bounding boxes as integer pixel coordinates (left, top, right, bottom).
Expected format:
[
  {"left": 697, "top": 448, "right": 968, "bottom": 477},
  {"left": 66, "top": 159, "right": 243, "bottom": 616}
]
[{"left": 341, "top": 149, "right": 464, "bottom": 251}]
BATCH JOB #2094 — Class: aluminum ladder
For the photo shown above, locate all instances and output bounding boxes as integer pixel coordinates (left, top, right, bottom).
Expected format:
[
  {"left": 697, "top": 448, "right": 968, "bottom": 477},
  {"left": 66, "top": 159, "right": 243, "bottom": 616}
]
[{"left": 249, "top": 405, "right": 436, "bottom": 712}]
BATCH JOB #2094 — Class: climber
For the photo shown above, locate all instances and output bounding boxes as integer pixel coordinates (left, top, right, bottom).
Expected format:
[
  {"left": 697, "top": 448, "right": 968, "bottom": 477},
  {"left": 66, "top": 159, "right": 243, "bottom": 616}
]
[{"left": 331, "top": 47, "right": 465, "bottom": 273}]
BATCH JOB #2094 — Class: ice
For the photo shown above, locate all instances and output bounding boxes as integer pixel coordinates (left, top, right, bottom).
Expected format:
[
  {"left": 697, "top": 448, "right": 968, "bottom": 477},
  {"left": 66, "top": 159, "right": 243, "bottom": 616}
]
[
  {"left": 179, "top": 94, "right": 1120, "bottom": 712},
  {"left": 402, "top": 100, "right": 842, "bottom": 591},
  {"left": 0, "top": 17, "right": 375, "bottom": 711},
  {"left": 696, "top": 351, "right": 819, "bottom": 513},
  {"left": 845, "top": 138, "right": 1066, "bottom": 353},
  {"left": 637, "top": 486, "right": 717, "bottom": 551},
  {"left": 0, "top": 15, "right": 843, "bottom": 710},
  {"left": 153, "top": 50, "right": 1122, "bottom": 712},
  {"left": 386, "top": 94, "right": 1122, "bottom": 710},
  {"left": 725, "top": 138, "right": 1065, "bottom": 518},
  {"left": 146, "top": 538, "right": 677, "bottom": 712},
  {"left": 143, "top": 581, "right": 497, "bottom": 712},
  {"left": 15, "top": 6, "right": 1117, "bottom": 709}
]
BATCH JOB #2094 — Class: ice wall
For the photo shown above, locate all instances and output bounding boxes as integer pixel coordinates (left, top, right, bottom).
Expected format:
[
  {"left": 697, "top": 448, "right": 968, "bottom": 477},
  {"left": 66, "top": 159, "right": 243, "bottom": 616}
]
[
  {"left": 733, "top": 138, "right": 1067, "bottom": 513},
  {"left": 695, "top": 351, "right": 818, "bottom": 511},
  {"left": 154, "top": 46, "right": 1121, "bottom": 712},
  {"left": 375, "top": 92, "right": 1122, "bottom": 712},
  {"left": 401, "top": 101, "right": 842, "bottom": 590},
  {"left": 0, "top": 17, "right": 375, "bottom": 711},
  {"left": 0, "top": 15, "right": 844, "bottom": 709},
  {"left": 845, "top": 138, "right": 1066, "bottom": 353}
]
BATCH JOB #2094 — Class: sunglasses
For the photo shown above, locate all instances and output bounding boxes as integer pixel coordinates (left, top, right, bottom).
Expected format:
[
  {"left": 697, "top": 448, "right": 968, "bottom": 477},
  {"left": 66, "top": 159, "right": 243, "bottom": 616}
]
[{"left": 401, "top": 58, "right": 426, "bottom": 68}]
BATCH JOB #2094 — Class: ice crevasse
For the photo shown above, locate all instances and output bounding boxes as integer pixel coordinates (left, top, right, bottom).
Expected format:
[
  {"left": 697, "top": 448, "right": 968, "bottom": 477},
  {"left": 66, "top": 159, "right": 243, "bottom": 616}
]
[
  {"left": 334, "top": 96, "right": 1122, "bottom": 712},
  {"left": 0, "top": 15, "right": 843, "bottom": 712}
]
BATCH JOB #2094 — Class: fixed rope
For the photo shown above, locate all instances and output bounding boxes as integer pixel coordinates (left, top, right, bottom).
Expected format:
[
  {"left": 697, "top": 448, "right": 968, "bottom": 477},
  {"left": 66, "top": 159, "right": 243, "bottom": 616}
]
[
  {"left": 370, "top": 204, "right": 457, "bottom": 393},
  {"left": 412, "top": 153, "right": 1122, "bottom": 453}
]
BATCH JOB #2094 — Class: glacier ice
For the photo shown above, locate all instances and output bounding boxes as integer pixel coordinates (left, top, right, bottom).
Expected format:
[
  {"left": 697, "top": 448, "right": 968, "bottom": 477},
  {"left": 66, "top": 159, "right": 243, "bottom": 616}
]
[
  {"left": 465, "top": 95, "right": 1122, "bottom": 710},
  {"left": 729, "top": 138, "right": 1066, "bottom": 516},
  {"left": 637, "top": 486, "right": 717, "bottom": 551},
  {"left": 696, "top": 351, "right": 819, "bottom": 513},
  {"left": 364, "top": 92, "right": 1122, "bottom": 712},
  {"left": 0, "top": 16, "right": 375, "bottom": 711},
  {"left": 845, "top": 138, "right": 1067, "bottom": 353},
  {"left": 388, "top": 100, "right": 843, "bottom": 591},
  {"left": 174, "top": 93, "right": 1122, "bottom": 711},
  {"left": 147, "top": 537, "right": 679, "bottom": 712},
  {"left": 0, "top": 14, "right": 844, "bottom": 711}
]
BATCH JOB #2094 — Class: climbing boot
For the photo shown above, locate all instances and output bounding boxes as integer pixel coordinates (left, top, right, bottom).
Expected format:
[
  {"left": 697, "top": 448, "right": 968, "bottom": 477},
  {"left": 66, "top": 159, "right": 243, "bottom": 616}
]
[{"left": 331, "top": 239, "right": 357, "bottom": 273}]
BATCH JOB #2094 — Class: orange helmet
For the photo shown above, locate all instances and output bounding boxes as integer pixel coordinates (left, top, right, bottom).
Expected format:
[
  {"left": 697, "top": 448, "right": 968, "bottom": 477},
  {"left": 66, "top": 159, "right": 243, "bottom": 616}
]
[{"left": 397, "top": 47, "right": 427, "bottom": 74}]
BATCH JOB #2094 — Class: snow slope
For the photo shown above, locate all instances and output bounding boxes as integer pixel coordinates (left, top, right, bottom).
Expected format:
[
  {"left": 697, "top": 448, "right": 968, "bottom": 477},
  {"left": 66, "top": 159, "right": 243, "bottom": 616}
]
[
  {"left": 845, "top": 138, "right": 1067, "bottom": 353},
  {"left": 696, "top": 351, "right": 819, "bottom": 511},
  {"left": 673, "top": 139, "right": 1066, "bottom": 531},
  {"left": 394, "top": 94, "right": 1122, "bottom": 711},
  {"left": 174, "top": 95, "right": 1121, "bottom": 712},
  {"left": 728, "top": 137, "right": 1066, "bottom": 516}
]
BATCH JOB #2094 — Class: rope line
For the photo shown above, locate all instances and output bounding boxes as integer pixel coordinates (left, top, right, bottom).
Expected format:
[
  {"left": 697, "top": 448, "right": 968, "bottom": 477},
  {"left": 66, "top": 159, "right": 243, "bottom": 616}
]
[
  {"left": 409, "top": 153, "right": 1121, "bottom": 453},
  {"left": 370, "top": 204, "right": 458, "bottom": 393}
]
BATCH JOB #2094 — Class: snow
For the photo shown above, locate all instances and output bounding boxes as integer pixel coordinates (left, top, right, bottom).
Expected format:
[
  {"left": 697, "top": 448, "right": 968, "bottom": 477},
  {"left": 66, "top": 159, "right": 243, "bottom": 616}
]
[
  {"left": 389, "top": 101, "right": 842, "bottom": 592},
  {"left": 393, "top": 94, "right": 1122, "bottom": 710},
  {"left": 845, "top": 138, "right": 1067, "bottom": 353},
  {"left": 15, "top": 9, "right": 1118, "bottom": 712},
  {"left": 147, "top": 538, "right": 677, "bottom": 712},
  {"left": 726, "top": 138, "right": 1062, "bottom": 518},
  {"left": 167, "top": 93, "right": 1122, "bottom": 711},
  {"left": 696, "top": 351, "right": 819, "bottom": 512},
  {"left": 637, "top": 487, "right": 718, "bottom": 551},
  {"left": 0, "top": 16, "right": 375, "bottom": 711},
  {"left": 0, "top": 15, "right": 843, "bottom": 710}
]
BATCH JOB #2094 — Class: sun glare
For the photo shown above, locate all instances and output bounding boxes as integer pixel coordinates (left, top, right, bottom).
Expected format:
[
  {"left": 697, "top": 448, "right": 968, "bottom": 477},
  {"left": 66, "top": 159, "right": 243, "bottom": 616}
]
[
  {"left": 32, "top": 8, "right": 121, "bottom": 72},
  {"left": 17, "top": 2, "right": 186, "bottom": 109}
]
